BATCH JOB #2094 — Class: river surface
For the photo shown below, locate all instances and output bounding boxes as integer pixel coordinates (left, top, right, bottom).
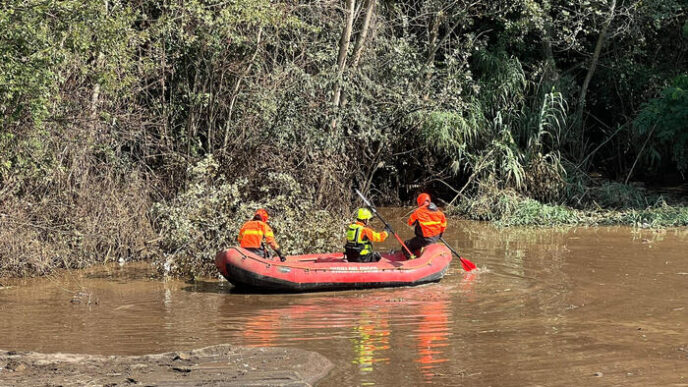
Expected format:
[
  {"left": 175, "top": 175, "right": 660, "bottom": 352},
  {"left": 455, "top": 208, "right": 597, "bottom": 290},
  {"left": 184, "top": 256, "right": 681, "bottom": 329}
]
[{"left": 2, "top": 218, "right": 688, "bottom": 386}]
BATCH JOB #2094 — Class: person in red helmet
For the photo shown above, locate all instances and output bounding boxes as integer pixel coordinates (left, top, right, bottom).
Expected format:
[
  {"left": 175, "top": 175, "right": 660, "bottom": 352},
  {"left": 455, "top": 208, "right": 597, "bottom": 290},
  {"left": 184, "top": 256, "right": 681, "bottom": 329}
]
[
  {"left": 238, "top": 208, "right": 286, "bottom": 261},
  {"left": 403, "top": 193, "right": 447, "bottom": 258}
]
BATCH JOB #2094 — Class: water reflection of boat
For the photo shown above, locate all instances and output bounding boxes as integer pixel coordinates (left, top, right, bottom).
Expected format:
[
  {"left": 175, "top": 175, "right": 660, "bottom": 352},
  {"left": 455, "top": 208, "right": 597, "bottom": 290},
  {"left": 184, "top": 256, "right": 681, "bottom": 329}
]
[
  {"left": 351, "top": 312, "right": 391, "bottom": 374},
  {"left": 415, "top": 302, "right": 450, "bottom": 381},
  {"left": 242, "top": 313, "right": 280, "bottom": 347},
  {"left": 215, "top": 243, "right": 452, "bottom": 292},
  {"left": 221, "top": 279, "right": 472, "bottom": 384}
]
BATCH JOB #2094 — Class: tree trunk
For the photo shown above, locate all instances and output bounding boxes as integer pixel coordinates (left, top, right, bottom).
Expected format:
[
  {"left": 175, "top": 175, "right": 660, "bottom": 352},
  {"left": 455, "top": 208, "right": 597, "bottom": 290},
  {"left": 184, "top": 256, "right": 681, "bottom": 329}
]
[
  {"left": 422, "top": 12, "right": 443, "bottom": 101},
  {"left": 329, "top": 0, "right": 356, "bottom": 131},
  {"left": 350, "top": 0, "right": 375, "bottom": 69},
  {"left": 576, "top": 0, "right": 616, "bottom": 129},
  {"left": 540, "top": 9, "right": 559, "bottom": 87},
  {"left": 340, "top": 0, "right": 376, "bottom": 110},
  {"left": 318, "top": 0, "right": 356, "bottom": 206},
  {"left": 89, "top": 54, "right": 104, "bottom": 128}
]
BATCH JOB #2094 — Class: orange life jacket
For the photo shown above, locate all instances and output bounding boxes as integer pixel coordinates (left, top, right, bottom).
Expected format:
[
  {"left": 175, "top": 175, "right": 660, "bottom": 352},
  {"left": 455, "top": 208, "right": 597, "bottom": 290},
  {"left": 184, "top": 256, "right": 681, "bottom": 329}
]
[
  {"left": 238, "top": 220, "right": 277, "bottom": 249},
  {"left": 407, "top": 204, "right": 447, "bottom": 238}
]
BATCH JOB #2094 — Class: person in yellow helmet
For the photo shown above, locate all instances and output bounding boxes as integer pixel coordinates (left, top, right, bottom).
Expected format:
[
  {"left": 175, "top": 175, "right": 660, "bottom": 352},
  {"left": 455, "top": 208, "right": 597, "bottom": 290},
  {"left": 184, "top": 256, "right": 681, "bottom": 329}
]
[{"left": 344, "top": 208, "right": 391, "bottom": 262}]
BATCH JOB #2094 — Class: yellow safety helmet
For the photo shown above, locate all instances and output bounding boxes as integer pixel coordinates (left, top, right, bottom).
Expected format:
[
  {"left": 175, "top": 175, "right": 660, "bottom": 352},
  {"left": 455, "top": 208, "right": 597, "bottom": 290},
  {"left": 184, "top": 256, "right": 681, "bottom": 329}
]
[{"left": 356, "top": 208, "right": 373, "bottom": 220}]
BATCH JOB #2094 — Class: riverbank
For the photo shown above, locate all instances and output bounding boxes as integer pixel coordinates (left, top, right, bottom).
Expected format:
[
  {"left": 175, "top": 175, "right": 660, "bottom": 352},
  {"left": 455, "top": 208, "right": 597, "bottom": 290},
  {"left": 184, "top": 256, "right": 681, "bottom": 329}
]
[
  {"left": 453, "top": 198, "right": 688, "bottom": 228},
  {"left": 0, "top": 345, "right": 332, "bottom": 387},
  {"left": 448, "top": 183, "right": 688, "bottom": 228},
  {"left": 3, "top": 194, "right": 688, "bottom": 279}
]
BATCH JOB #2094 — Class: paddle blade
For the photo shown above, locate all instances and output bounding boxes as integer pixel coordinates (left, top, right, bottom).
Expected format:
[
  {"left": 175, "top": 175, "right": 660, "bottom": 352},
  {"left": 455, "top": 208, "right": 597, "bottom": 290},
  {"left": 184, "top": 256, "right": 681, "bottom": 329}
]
[{"left": 460, "top": 257, "right": 477, "bottom": 272}]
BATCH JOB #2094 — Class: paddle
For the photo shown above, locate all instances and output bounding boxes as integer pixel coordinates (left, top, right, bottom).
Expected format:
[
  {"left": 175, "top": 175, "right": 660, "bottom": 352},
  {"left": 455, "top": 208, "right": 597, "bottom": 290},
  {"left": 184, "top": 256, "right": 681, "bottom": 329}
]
[
  {"left": 355, "top": 189, "right": 416, "bottom": 259},
  {"left": 439, "top": 236, "right": 477, "bottom": 272}
]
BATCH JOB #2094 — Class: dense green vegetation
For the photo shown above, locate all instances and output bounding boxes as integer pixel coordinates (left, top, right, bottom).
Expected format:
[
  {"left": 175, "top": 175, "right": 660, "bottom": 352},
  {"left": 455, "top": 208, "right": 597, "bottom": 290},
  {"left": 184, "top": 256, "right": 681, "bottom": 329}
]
[{"left": 1, "top": 0, "right": 686, "bottom": 276}]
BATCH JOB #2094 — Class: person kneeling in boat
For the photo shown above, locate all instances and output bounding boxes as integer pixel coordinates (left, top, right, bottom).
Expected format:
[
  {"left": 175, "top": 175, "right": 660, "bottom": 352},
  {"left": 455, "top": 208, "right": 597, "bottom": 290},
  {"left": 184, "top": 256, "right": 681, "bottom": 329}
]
[
  {"left": 344, "top": 208, "right": 391, "bottom": 263},
  {"left": 404, "top": 193, "right": 447, "bottom": 259},
  {"left": 238, "top": 208, "right": 286, "bottom": 262}
]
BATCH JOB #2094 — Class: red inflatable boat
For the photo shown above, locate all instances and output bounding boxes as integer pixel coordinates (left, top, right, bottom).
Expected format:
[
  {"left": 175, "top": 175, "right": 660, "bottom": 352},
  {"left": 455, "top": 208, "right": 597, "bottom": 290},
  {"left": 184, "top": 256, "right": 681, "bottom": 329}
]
[{"left": 215, "top": 243, "right": 453, "bottom": 292}]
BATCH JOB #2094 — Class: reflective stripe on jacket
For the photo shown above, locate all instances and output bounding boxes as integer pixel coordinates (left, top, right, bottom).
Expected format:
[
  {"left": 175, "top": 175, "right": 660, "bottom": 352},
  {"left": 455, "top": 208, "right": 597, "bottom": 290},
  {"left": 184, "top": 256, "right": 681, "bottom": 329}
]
[
  {"left": 238, "top": 220, "right": 277, "bottom": 249},
  {"left": 407, "top": 204, "right": 447, "bottom": 238},
  {"left": 345, "top": 221, "right": 388, "bottom": 256}
]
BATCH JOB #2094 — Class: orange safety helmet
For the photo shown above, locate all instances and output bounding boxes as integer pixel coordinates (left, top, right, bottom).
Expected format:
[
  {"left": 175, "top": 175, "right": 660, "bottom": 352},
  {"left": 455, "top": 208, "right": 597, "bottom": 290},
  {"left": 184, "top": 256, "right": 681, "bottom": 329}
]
[
  {"left": 417, "top": 193, "right": 431, "bottom": 207},
  {"left": 255, "top": 208, "right": 269, "bottom": 222}
]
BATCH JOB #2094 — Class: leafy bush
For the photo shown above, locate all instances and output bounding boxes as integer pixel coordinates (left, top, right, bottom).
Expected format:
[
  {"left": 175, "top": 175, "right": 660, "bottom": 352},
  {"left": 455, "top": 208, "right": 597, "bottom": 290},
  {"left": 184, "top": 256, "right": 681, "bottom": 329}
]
[
  {"left": 151, "top": 155, "right": 345, "bottom": 278},
  {"left": 633, "top": 75, "right": 688, "bottom": 173}
]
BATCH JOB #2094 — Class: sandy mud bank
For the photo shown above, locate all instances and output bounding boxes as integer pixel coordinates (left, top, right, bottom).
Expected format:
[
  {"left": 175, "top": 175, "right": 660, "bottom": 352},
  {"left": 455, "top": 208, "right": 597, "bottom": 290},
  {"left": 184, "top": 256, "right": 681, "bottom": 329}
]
[{"left": 0, "top": 344, "right": 332, "bottom": 386}]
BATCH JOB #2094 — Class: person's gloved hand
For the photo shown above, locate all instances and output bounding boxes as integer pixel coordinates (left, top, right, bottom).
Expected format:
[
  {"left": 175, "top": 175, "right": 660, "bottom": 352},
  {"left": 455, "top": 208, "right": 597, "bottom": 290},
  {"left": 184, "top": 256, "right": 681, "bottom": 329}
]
[
  {"left": 276, "top": 249, "right": 286, "bottom": 262},
  {"left": 384, "top": 225, "right": 393, "bottom": 234}
]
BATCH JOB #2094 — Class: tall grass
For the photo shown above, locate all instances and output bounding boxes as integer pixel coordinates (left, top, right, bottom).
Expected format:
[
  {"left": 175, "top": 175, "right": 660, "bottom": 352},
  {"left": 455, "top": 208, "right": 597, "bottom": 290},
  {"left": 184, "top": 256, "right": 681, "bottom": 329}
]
[{"left": 450, "top": 181, "right": 688, "bottom": 228}]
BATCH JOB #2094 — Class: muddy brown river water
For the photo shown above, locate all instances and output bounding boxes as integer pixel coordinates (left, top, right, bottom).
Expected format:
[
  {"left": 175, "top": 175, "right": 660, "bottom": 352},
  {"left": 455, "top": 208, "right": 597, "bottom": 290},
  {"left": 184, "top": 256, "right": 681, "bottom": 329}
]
[{"left": 2, "top": 219, "right": 688, "bottom": 386}]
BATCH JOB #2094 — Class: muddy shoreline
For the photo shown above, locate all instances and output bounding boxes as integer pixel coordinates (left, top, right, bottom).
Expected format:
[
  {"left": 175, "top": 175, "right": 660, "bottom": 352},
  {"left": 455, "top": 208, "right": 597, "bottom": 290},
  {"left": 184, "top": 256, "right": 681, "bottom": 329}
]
[{"left": 0, "top": 344, "right": 332, "bottom": 386}]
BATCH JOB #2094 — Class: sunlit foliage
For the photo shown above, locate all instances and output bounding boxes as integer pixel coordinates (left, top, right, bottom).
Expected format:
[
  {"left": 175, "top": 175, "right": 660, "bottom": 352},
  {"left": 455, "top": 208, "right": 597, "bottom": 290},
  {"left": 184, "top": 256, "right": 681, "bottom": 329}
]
[{"left": 1, "top": 0, "right": 686, "bottom": 276}]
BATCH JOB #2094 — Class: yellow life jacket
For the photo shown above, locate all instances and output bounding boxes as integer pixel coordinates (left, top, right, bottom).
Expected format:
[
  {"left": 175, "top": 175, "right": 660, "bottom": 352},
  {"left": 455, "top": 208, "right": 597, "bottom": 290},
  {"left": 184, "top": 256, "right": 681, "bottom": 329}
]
[{"left": 345, "top": 223, "right": 372, "bottom": 257}]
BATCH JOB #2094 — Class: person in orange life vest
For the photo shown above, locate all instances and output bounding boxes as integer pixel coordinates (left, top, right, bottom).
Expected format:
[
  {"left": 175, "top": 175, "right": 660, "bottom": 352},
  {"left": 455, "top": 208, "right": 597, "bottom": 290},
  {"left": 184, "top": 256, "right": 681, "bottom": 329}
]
[
  {"left": 403, "top": 193, "right": 447, "bottom": 258},
  {"left": 344, "top": 208, "right": 391, "bottom": 263},
  {"left": 238, "top": 208, "right": 286, "bottom": 262}
]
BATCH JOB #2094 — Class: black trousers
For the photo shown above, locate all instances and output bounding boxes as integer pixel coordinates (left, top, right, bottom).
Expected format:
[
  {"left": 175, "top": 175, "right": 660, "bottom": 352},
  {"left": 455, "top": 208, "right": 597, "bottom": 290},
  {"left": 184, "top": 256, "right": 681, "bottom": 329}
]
[
  {"left": 348, "top": 251, "right": 381, "bottom": 263},
  {"left": 246, "top": 247, "right": 268, "bottom": 258},
  {"left": 403, "top": 235, "right": 440, "bottom": 258}
]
